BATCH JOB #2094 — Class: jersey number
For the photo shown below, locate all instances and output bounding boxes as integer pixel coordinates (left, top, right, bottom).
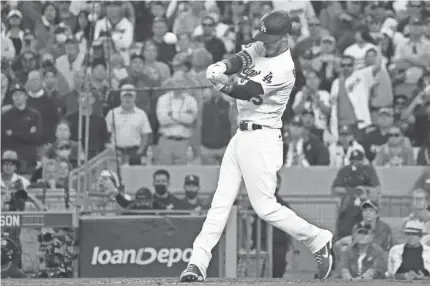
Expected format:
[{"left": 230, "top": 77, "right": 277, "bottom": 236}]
[{"left": 250, "top": 95, "right": 263, "bottom": 105}]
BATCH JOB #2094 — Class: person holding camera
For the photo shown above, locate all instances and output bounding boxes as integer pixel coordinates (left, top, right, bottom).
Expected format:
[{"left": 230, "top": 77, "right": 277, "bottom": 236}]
[{"left": 1, "top": 234, "right": 27, "bottom": 278}]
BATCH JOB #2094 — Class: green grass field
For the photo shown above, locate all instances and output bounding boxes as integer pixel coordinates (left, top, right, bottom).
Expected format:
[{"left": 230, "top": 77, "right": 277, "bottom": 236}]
[{"left": 2, "top": 278, "right": 429, "bottom": 286}]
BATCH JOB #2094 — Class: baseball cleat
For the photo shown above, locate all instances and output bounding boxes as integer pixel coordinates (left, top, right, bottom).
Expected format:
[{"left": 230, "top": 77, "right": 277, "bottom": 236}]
[
  {"left": 179, "top": 264, "right": 204, "bottom": 282},
  {"left": 313, "top": 241, "right": 333, "bottom": 279}
]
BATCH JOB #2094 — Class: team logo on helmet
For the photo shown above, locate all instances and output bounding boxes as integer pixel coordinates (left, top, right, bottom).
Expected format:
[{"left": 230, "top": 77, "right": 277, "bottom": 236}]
[{"left": 260, "top": 22, "right": 267, "bottom": 33}]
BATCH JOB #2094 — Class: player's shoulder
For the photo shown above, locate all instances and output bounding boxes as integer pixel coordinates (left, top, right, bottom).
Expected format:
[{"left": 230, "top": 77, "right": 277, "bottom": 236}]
[{"left": 242, "top": 41, "right": 266, "bottom": 57}]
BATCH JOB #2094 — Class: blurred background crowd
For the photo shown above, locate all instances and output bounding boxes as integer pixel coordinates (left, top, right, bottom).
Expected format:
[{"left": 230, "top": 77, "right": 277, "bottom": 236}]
[{"left": 1, "top": 0, "right": 430, "bottom": 281}]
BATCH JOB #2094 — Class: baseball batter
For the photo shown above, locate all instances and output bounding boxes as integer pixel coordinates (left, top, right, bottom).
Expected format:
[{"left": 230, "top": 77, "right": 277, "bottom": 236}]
[{"left": 180, "top": 11, "right": 333, "bottom": 282}]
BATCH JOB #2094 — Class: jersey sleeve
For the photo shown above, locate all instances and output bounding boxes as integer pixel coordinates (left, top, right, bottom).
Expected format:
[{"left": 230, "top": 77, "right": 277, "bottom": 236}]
[{"left": 239, "top": 42, "right": 266, "bottom": 68}]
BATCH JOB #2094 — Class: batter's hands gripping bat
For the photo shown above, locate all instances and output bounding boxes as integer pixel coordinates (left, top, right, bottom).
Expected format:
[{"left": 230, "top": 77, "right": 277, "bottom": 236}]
[{"left": 206, "top": 62, "right": 230, "bottom": 92}]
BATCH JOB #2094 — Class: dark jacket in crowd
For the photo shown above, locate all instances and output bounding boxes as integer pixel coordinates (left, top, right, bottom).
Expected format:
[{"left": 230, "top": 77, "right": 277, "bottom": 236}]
[
  {"left": 27, "top": 92, "right": 59, "bottom": 144},
  {"left": 1, "top": 106, "right": 42, "bottom": 164}
]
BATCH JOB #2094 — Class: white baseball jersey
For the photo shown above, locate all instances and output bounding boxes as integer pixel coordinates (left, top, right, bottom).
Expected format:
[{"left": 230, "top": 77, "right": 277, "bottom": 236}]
[{"left": 236, "top": 42, "right": 296, "bottom": 129}]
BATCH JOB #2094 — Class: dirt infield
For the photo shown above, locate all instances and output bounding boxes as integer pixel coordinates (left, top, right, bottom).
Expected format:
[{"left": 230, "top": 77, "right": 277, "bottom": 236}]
[{"left": 2, "top": 278, "right": 429, "bottom": 286}]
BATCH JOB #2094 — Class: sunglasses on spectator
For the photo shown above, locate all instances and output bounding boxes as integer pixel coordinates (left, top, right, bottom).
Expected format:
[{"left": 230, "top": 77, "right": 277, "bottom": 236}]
[
  {"left": 202, "top": 22, "right": 214, "bottom": 27},
  {"left": 388, "top": 133, "right": 401, "bottom": 137},
  {"left": 308, "top": 22, "right": 320, "bottom": 27},
  {"left": 23, "top": 57, "right": 35, "bottom": 61},
  {"left": 59, "top": 146, "right": 71, "bottom": 150},
  {"left": 340, "top": 63, "right": 353, "bottom": 68},
  {"left": 2, "top": 160, "right": 17, "bottom": 166},
  {"left": 357, "top": 230, "right": 370, "bottom": 235}
]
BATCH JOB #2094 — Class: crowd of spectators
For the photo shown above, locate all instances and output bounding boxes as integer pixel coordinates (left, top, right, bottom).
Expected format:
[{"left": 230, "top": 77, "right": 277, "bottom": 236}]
[
  {"left": 1, "top": 0, "right": 429, "bottom": 175},
  {"left": 1, "top": 0, "right": 430, "bottom": 280}
]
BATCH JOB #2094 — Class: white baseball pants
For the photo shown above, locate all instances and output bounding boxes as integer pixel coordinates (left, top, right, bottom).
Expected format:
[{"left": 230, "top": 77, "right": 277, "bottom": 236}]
[{"left": 189, "top": 128, "right": 332, "bottom": 278}]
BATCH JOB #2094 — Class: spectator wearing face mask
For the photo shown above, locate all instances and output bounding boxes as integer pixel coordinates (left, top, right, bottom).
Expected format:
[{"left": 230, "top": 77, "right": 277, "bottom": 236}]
[
  {"left": 373, "top": 125, "right": 415, "bottom": 166},
  {"left": 177, "top": 175, "right": 205, "bottom": 212},
  {"left": 115, "top": 187, "right": 154, "bottom": 214},
  {"left": 388, "top": 220, "right": 430, "bottom": 280},
  {"left": 151, "top": 169, "right": 182, "bottom": 210},
  {"left": 339, "top": 222, "right": 386, "bottom": 280}
]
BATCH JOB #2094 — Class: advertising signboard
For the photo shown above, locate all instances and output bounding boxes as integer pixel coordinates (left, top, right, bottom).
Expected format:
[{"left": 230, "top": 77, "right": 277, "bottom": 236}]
[{"left": 78, "top": 215, "right": 220, "bottom": 277}]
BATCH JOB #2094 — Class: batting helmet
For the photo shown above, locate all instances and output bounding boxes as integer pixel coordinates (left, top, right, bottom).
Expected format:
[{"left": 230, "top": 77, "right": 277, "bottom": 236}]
[{"left": 253, "top": 10, "right": 292, "bottom": 43}]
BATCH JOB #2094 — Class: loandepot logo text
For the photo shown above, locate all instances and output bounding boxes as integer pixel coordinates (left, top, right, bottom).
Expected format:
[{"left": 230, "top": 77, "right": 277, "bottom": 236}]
[{"left": 91, "top": 246, "right": 192, "bottom": 267}]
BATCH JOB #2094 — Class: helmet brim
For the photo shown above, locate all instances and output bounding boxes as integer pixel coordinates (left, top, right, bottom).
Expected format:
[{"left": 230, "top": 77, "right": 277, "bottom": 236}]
[{"left": 253, "top": 31, "right": 283, "bottom": 43}]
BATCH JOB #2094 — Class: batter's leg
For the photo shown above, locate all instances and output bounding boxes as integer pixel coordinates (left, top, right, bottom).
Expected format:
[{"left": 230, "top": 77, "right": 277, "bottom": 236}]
[
  {"left": 180, "top": 134, "right": 242, "bottom": 282},
  {"left": 237, "top": 129, "right": 333, "bottom": 279}
]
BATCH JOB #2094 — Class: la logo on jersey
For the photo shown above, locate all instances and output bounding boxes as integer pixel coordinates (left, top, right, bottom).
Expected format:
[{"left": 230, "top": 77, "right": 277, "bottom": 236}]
[{"left": 261, "top": 22, "right": 267, "bottom": 32}]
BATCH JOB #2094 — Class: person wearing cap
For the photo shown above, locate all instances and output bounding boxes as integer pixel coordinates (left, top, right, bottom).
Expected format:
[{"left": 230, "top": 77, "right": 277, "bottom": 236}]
[
  {"left": 176, "top": 175, "right": 205, "bottom": 212},
  {"left": 332, "top": 149, "right": 381, "bottom": 200},
  {"left": 96, "top": 169, "right": 121, "bottom": 198},
  {"left": 1, "top": 83, "right": 43, "bottom": 173},
  {"left": 156, "top": 77, "right": 198, "bottom": 165},
  {"left": 114, "top": 187, "right": 154, "bottom": 213},
  {"left": 105, "top": 83, "right": 152, "bottom": 165},
  {"left": 334, "top": 200, "right": 393, "bottom": 266},
  {"left": 182, "top": 11, "right": 335, "bottom": 282},
  {"left": 284, "top": 116, "right": 330, "bottom": 167},
  {"left": 329, "top": 124, "right": 366, "bottom": 167},
  {"left": 361, "top": 107, "right": 396, "bottom": 162},
  {"left": 388, "top": 219, "right": 430, "bottom": 280},
  {"left": 1, "top": 150, "right": 30, "bottom": 191},
  {"left": 5, "top": 9, "right": 25, "bottom": 55},
  {"left": 338, "top": 222, "right": 386, "bottom": 280},
  {"left": 55, "top": 34, "right": 86, "bottom": 91},
  {"left": 373, "top": 124, "right": 415, "bottom": 166},
  {"left": 93, "top": 1, "right": 133, "bottom": 65}
]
